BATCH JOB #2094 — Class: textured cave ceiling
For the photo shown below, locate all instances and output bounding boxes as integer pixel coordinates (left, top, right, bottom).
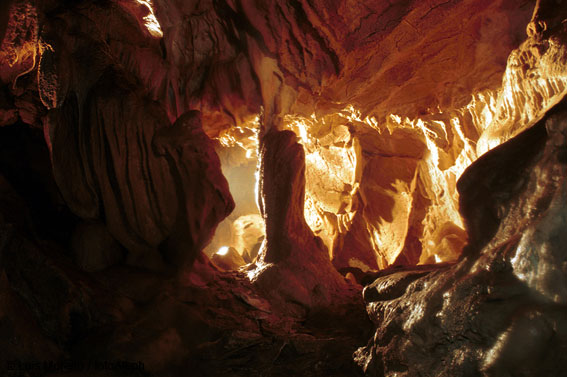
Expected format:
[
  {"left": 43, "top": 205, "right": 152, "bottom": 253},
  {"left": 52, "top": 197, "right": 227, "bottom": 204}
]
[{"left": 1, "top": 0, "right": 567, "bottom": 376}]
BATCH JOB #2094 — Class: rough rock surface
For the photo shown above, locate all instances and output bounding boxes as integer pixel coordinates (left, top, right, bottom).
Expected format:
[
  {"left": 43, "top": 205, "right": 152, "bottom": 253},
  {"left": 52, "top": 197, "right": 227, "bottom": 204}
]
[
  {"left": 355, "top": 99, "right": 567, "bottom": 376},
  {"left": 50, "top": 78, "right": 234, "bottom": 270},
  {"left": 1, "top": 0, "right": 567, "bottom": 376},
  {"left": 0, "top": 121, "right": 371, "bottom": 376},
  {"left": 250, "top": 128, "right": 357, "bottom": 313},
  {"left": 1, "top": 0, "right": 560, "bottom": 270},
  {"left": 0, "top": 222, "right": 370, "bottom": 376}
]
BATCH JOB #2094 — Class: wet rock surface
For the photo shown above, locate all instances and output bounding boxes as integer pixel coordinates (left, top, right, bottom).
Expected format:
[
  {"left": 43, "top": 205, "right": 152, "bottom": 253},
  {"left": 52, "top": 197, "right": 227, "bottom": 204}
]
[{"left": 356, "top": 100, "right": 567, "bottom": 376}]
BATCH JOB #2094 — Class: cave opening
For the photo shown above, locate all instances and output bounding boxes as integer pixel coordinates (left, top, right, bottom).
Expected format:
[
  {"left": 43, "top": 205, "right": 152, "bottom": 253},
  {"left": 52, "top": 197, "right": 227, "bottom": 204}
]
[
  {"left": 207, "top": 106, "right": 473, "bottom": 278},
  {"left": 205, "top": 122, "right": 265, "bottom": 270}
]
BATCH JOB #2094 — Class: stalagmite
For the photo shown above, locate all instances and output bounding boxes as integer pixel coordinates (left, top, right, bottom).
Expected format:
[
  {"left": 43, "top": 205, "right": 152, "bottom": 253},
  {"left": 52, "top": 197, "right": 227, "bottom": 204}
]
[{"left": 1, "top": 0, "right": 567, "bottom": 375}]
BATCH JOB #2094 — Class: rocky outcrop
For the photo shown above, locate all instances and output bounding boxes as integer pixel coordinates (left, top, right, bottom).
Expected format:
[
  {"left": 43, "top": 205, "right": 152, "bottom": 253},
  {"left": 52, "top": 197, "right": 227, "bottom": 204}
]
[
  {"left": 0, "top": 214, "right": 369, "bottom": 376},
  {"left": 0, "top": 138, "right": 369, "bottom": 376},
  {"left": 270, "top": 0, "right": 567, "bottom": 269},
  {"left": 355, "top": 99, "right": 567, "bottom": 376},
  {"left": 249, "top": 128, "right": 358, "bottom": 313},
  {"left": 50, "top": 73, "right": 234, "bottom": 271},
  {"left": 152, "top": 110, "right": 235, "bottom": 267}
]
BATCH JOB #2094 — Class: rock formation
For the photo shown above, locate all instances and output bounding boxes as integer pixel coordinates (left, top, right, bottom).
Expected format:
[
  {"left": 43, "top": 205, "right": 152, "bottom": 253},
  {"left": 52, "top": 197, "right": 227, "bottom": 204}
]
[
  {"left": 356, "top": 100, "right": 567, "bottom": 376},
  {"left": 1, "top": 0, "right": 567, "bottom": 375}
]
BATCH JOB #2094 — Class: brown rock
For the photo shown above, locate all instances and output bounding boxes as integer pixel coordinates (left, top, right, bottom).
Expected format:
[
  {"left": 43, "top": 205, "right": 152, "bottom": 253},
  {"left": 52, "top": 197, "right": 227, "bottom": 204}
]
[
  {"left": 50, "top": 73, "right": 233, "bottom": 271},
  {"left": 4, "top": 0, "right": 567, "bottom": 375},
  {"left": 250, "top": 128, "right": 352, "bottom": 312},
  {"left": 153, "top": 110, "right": 235, "bottom": 267},
  {"left": 0, "top": 0, "right": 38, "bottom": 86},
  {"left": 356, "top": 100, "right": 567, "bottom": 376},
  {"left": 71, "top": 221, "right": 125, "bottom": 272}
]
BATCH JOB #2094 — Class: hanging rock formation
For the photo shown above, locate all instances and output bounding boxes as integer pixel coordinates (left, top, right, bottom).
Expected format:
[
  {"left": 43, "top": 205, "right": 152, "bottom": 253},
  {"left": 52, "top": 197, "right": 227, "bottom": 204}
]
[{"left": 1, "top": 0, "right": 567, "bottom": 375}]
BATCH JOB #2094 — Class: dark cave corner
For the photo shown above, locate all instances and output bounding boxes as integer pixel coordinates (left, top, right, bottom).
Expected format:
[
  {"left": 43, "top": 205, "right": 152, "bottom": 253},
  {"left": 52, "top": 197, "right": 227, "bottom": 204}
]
[{"left": 1, "top": 0, "right": 567, "bottom": 376}]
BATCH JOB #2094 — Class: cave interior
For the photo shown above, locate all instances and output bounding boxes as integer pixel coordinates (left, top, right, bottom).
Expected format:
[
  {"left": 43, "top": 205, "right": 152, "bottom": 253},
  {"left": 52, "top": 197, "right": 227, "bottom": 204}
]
[{"left": 1, "top": 0, "right": 567, "bottom": 376}]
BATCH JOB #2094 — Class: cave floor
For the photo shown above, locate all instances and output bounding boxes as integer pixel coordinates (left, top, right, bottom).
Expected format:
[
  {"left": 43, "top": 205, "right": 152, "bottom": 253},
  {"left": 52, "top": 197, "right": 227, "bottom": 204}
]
[{"left": 1, "top": 245, "right": 373, "bottom": 377}]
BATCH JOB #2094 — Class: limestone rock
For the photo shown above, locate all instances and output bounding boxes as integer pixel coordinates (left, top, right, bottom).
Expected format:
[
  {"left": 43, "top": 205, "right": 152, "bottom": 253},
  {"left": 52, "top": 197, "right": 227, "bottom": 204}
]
[
  {"left": 152, "top": 110, "right": 235, "bottom": 267},
  {"left": 0, "top": 0, "right": 38, "bottom": 86},
  {"left": 2, "top": 0, "right": 558, "bottom": 269},
  {"left": 250, "top": 128, "right": 353, "bottom": 312},
  {"left": 356, "top": 100, "right": 567, "bottom": 376},
  {"left": 50, "top": 73, "right": 234, "bottom": 270},
  {"left": 232, "top": 214, "right": 264, "bottom": 262},
  {"left": 3, "top": 0, "right": 567, "bottom": 375}
]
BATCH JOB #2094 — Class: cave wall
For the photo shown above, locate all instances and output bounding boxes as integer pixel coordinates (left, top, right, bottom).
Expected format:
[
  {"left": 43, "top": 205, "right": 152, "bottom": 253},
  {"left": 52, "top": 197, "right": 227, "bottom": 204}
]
[
  {"left": 3, "top": 0, "right": 564, "bottom": 273},
  {"left": 1, "top": 0, "right": 567, "bottom": 375},
  {"left": 356, "top": 96, "right": 567, "bottom": 377}
]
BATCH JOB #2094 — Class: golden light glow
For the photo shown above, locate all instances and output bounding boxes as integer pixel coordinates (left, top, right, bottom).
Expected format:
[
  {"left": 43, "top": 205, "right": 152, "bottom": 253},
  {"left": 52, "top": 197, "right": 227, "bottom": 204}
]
[
  {"left": 210, "top": 26, "right": 567, "bottom": 271},
  {"left": 136, "top": 0, "right": 163, "bottom": 38},
  {"left": 232, "top": 214, "right": 264, "bottom": 257},
  {"left": 0, "top": 2, "right": 39, "bottom": 86},
  {"left": 217, "top": 115, "right": 260, "bottom": 151},
  {"left": 474, "top": 37, "right": 567, "bottom": 154},
  {"left": 116, "top": 0, "right": 163, "bottom": 39},
  {"left": 283, "top": 111, "right": 360, "bottom": 256},
  {"left": 206, "top": 115, "right": 262, "bottom": 263},
  {"left": 284, "top": 105, "right": 473, "bottom": 267},
  {"left": 246, "top": 258, "right": 272, "bottom": 282},
  {"left": 216, "top": 246, "right": 229, "bottom": 256}
]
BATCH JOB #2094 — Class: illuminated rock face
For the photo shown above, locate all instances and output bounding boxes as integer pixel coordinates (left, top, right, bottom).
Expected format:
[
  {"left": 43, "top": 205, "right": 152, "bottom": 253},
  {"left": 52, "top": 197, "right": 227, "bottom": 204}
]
[
  {"left": 249, "top": 128, "right": 352, "bottom": 311},
  {"left": 268, "top": 0, "right": 567, "bottom": 269},
  {"left": 221, "top": 0, "right": 564, "bottom": 269},
  {"left": 356, "top": 101, "right": 567, "bottom": 376},
  {"left": 0, "top": 0, "right": 555, "bottom": 269},
  {"left": 1, "top": 0, "right": 567, "bottom": 375}
]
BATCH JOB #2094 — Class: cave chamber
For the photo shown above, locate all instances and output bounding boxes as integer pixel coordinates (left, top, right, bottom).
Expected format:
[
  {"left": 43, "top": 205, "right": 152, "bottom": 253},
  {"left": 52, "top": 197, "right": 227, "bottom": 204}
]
[{"left": 1, "top": 0, "right": 567, "bottom": 375}]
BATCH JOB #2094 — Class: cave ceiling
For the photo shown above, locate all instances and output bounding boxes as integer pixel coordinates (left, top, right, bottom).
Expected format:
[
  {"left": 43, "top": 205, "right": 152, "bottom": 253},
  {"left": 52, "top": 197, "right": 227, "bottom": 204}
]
[
  {"left": 2, "top": 0, "right": 567, "bottom": 376},
  {"left": 0, "top": 0, "right": 540, "bottom": 132}
]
